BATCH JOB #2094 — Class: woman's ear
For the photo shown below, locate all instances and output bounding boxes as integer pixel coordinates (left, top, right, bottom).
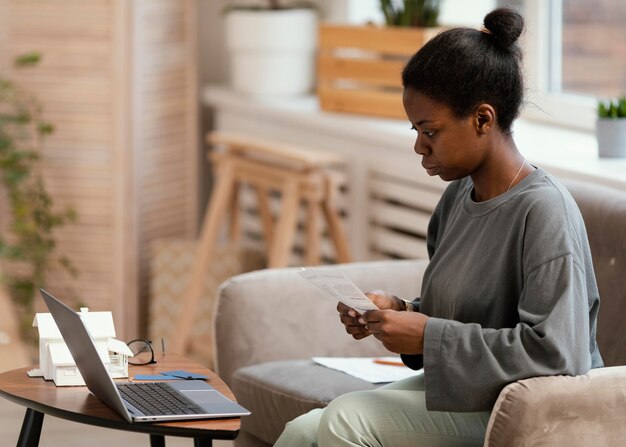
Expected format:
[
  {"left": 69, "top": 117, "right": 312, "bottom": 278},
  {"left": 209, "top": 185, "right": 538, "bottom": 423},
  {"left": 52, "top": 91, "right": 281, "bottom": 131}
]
[{"left": 474, "top": 104, "right": 496, "bottom": 134}]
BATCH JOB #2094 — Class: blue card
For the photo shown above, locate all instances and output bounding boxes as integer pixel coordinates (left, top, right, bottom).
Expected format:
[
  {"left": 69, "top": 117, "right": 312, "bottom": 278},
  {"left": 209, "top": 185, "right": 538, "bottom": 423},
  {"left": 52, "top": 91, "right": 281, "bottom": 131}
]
[
  {"left": 133, "top": 374, "right": 181, "bottom": 381},
  {"left": 160, "top": 370, "right": 208, "bottom": 380}
]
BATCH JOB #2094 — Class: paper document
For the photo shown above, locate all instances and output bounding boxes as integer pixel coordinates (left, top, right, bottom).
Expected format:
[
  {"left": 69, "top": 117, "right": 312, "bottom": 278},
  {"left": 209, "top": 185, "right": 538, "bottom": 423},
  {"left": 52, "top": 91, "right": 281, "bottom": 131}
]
[
  {"left": 313, "top": 357, "right": 424, "bottom": 383},
  {"left": 299, "top": 268, "right": 378, "bottom": 314}
]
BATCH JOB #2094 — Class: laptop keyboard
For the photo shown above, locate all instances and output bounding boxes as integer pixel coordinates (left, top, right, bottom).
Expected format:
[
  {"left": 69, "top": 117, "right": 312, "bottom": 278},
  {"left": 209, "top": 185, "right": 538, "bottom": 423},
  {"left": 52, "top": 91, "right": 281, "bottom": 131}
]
[{"left": 117, "top": 382, "right": 206, "bottom": 416}]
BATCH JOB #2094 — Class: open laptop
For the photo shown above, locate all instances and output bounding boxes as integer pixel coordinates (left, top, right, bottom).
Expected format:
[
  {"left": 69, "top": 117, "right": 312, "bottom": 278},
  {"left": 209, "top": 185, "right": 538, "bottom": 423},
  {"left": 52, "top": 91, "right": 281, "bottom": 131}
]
[{"left": 40, "top": 289, "right": 251, "bottom": 423}]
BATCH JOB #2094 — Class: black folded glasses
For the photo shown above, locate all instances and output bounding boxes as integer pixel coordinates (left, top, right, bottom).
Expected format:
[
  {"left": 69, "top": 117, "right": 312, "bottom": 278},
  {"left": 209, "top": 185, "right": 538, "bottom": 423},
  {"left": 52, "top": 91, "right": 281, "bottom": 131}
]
[{"left": 126, "top": 339, "right": 165, "bottom": 366}]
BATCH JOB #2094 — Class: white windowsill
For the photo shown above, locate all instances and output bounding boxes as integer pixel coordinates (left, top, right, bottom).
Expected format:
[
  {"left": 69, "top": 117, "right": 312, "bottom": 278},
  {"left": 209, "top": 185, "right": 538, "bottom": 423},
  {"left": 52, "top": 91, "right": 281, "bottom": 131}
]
[{"left": 202, "top": 85, "right": 626, "bottom": 190}]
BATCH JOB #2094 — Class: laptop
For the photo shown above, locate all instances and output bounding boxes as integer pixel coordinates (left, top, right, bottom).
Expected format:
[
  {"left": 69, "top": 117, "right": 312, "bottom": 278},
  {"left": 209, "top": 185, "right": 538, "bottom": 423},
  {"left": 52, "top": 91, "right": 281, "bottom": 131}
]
[{"left": 40, "top": 289, "right": 251, "bottom": 423}]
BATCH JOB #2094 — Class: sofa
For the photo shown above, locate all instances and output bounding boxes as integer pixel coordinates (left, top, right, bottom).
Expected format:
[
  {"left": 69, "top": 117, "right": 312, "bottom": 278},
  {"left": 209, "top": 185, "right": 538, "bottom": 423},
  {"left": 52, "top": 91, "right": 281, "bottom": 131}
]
[{"left": 214, "top": 178, "right": 626, "bottom": 446}]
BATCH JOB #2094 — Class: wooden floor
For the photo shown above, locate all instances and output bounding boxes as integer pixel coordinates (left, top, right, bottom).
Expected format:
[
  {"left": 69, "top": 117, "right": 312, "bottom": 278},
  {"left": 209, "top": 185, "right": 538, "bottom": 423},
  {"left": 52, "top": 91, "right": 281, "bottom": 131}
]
[{"left": 0, "top": 289, "right": 233, "bottom": 447}]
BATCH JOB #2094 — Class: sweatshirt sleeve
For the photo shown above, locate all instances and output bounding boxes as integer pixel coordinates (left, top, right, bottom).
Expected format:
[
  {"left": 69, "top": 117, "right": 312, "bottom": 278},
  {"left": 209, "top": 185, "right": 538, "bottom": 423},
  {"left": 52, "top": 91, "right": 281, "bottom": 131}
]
[
  {"left": 400, "top": 297, "right": 424, "bottom": 370},
  {"left": 423, "top": 253, "right": 593, "bottom": 412}
]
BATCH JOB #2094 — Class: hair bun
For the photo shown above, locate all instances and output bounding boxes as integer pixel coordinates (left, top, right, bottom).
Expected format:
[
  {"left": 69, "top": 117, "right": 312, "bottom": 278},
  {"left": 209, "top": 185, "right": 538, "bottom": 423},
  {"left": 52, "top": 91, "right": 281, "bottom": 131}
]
[{"left": 483, "top": 8, "right": 524, "bottom": 49}]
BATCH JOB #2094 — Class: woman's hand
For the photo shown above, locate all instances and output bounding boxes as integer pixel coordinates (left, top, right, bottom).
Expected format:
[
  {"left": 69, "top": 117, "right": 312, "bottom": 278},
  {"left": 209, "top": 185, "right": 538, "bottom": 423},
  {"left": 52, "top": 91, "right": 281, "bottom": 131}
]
[
  {"left": 363, "top": 310, "right": 428, "bottom": 355},
  {"left": 337, "top": 290, "right": 405, "bottom": 341}
]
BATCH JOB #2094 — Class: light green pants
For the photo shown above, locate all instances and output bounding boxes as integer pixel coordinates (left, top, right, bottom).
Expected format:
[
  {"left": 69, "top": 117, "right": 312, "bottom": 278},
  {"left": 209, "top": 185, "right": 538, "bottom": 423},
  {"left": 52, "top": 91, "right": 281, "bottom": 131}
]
[{"left": 274, "top": 373, "right": 491, "bottom": 447}]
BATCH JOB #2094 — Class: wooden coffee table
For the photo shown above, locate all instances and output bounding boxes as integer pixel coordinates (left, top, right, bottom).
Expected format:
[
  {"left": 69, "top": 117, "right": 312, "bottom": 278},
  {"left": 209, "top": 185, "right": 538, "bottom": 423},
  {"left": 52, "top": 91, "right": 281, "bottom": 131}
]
[{"left": 0, "top": 353, "right": 242, "bottom": 447}]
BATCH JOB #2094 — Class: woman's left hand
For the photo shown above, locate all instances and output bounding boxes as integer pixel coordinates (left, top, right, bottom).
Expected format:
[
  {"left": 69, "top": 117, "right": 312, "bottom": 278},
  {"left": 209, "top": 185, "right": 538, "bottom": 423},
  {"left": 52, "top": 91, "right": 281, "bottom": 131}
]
[{"left": 362, "top": 310, "right": 429, "bottom": 355}]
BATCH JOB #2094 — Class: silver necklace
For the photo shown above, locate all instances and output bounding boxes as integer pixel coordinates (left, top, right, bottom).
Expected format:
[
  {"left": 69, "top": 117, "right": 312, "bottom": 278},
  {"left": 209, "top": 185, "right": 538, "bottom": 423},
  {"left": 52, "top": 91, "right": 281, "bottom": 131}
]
[{"left": 506, "top": 159, "right": 526, "bottom": 192}]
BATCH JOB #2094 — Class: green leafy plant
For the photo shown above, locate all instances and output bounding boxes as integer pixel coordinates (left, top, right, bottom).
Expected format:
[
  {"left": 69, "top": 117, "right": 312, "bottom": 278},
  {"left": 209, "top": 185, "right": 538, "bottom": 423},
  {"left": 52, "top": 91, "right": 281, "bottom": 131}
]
[
  {"left": 598, "top": 96, "right": 626, "bottom": 118},
  {"left": 0, "top": 52, "right": 78, "bottom": 342},
  {"left": 380, "top": 0, "right": 442, "bottom": 27}
]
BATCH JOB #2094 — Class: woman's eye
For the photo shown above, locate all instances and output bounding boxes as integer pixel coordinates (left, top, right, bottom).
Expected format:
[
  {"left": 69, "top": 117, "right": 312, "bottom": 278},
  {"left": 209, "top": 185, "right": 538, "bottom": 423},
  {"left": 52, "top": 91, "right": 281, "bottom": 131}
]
[{"left": 410, "top": 126, "right": 436, "bottom": 137}]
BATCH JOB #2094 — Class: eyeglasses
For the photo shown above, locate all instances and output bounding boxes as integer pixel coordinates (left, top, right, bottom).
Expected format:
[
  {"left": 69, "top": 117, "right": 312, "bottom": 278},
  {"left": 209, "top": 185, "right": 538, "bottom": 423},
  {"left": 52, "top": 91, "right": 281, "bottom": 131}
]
[{"left": 127, "top": 339, "right": 165, "bottom": 366}]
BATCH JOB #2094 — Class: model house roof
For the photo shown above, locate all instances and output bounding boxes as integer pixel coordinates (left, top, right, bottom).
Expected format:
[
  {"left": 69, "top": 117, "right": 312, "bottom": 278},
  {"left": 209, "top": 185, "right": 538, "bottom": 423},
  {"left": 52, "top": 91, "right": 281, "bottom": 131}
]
[
  {"left": 33, "top": 308, "right": 117, "bottom": 339},
  {"left": 47, "top": 343, "right": 75, "bottom": 366},
  {"left": 107, "top": 338, "right": 134, "bottom": 357}
]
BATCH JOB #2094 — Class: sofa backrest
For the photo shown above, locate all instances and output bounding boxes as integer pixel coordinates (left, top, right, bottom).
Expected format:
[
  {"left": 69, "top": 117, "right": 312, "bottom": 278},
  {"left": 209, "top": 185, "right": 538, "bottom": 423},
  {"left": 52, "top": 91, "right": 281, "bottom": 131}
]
[
  {"left": 564, "top": 179, "right": 626, "bottom": 367},
  {"left": 214, "top": 260, "right": 429, "bottom": 385}
]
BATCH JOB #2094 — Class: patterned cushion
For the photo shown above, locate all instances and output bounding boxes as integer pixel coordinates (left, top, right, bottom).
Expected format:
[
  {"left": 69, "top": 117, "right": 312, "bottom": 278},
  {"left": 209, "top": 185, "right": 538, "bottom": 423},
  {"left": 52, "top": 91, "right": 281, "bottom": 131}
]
[{"left": 148, "top": 240, "right": 264, "bottom": 368}]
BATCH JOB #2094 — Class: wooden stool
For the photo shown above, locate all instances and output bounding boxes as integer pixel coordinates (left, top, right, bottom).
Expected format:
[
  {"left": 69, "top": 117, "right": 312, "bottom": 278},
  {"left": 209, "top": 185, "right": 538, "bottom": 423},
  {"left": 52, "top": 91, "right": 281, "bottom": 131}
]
[{"left": 171, "top": 131, "right": 351, "bottom": 353}]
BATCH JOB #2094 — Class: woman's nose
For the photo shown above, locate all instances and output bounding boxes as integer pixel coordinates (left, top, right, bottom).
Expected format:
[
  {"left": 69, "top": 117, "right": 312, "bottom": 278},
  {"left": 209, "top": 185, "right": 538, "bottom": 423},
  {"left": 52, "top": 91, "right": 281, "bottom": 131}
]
[{"left": 414, "top": 137, "right": 428, "bottom": 156}]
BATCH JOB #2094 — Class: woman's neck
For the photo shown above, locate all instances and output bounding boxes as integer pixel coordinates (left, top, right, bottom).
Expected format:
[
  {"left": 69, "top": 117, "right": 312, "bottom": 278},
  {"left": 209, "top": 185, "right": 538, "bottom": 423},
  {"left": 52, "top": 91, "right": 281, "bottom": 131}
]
[{"left": 470, "top": 136, "right": 532, "bottom": 202}]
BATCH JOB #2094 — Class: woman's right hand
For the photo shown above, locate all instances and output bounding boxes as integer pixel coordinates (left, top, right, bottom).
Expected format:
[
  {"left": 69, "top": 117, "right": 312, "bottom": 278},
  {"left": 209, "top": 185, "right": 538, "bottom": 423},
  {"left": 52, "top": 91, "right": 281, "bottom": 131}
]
[{"left": 337, "top": 290, "right": 404, "bottom": 340}]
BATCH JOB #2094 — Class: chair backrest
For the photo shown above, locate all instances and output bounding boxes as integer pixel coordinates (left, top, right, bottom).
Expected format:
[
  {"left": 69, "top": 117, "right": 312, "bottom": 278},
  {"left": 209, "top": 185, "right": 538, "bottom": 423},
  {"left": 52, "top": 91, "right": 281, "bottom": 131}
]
[{"left": 564, "top": 179, "right": 626, "bottom": 367}]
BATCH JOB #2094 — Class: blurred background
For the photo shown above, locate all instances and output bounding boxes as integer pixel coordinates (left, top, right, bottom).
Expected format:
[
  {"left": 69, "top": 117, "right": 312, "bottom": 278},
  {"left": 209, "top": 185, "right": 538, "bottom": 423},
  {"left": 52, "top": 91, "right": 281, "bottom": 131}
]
[{"left": 0, "top": 0, "right": 624, "bottom": 371}]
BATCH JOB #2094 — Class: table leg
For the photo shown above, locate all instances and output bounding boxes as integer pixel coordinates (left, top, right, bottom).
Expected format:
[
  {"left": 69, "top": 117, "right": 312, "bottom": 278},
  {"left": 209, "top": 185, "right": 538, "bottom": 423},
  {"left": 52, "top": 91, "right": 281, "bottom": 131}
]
[
  {"left": 150, "top": 434, "right": 166, "bottom": 447},
  {"left": 193, "top": 438, "right": 213, "bottom": 447},
  {"left": 16, "top": 408, "right": 44, "bottom": 447}
]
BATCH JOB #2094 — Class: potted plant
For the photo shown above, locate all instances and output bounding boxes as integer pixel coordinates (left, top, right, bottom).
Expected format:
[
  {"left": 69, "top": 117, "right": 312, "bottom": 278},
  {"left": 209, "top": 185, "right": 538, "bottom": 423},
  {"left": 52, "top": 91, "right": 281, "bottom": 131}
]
[
  {"left": 317, "top": 0, "right": 444, "bottom": 119},
  {"left": 380, "top": 0, "right": 442, "bottom": 27},
  {"left": 224, "top": 1, "right": 319, "bottom": 96},
  {"left": 597, "top": 96, "right": 626, "bottom": 158},
  {"left": 0, "top": 52, "right": 78, "bottom": 343}
]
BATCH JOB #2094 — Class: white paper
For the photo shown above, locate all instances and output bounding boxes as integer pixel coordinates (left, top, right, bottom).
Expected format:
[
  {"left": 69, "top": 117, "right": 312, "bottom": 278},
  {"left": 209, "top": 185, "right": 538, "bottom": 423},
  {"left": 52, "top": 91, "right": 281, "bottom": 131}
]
[
  {"left": 27, "top": 368, "right": 44, "bottom": 377},
  {"left": 313, "top": 356, "right": 424, "bottom": 383},
  {"left": 298, "top": 268, "right": 378, "bottom": 314}
]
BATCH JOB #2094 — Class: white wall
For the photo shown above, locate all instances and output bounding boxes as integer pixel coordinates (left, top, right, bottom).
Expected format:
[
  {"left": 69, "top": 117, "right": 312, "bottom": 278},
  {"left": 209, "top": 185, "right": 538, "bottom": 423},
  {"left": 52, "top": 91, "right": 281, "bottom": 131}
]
[{"left": 440, "top": 0, "right": 496, "bottom": 26}]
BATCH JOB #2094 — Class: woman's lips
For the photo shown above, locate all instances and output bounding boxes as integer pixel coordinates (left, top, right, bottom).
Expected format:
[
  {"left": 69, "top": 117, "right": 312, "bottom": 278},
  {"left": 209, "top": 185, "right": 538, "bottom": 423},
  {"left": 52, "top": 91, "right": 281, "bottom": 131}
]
[{"left": 423, "top": 165, "right": 440, "bottom": 176}]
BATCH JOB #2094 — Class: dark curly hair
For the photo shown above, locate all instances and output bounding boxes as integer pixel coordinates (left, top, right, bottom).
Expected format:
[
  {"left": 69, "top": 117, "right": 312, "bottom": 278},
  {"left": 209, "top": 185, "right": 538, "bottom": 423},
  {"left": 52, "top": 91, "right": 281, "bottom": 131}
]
[{"left": 402, "top": 8, "right": 525, "bottom": 133}]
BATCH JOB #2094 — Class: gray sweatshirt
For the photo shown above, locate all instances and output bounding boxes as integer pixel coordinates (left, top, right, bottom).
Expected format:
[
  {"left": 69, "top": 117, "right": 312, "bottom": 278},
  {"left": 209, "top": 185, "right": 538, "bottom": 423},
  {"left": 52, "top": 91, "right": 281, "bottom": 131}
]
[{"left": 401, "top": 168, "right": 603, "bottom": 412}]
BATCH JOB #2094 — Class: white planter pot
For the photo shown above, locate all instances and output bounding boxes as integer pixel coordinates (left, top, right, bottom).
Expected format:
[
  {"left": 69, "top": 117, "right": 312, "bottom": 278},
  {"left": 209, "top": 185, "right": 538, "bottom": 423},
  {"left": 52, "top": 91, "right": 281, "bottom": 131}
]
[
  {"left": 596, "top": 118, "right": 626, "bottom": 158},
  {"left": 225, "top": 9, "right": 318, "bottom": 96}
]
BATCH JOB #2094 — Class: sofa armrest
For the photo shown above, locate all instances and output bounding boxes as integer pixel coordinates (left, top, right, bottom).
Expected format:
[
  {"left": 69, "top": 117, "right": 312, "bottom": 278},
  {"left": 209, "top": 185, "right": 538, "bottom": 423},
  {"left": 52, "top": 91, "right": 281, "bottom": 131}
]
[
  {"left": 214, "top": 259, "right": 429, "bottom": 385},
  {"left": 485, "top": 366, "right": 626, "bottom": 446}
]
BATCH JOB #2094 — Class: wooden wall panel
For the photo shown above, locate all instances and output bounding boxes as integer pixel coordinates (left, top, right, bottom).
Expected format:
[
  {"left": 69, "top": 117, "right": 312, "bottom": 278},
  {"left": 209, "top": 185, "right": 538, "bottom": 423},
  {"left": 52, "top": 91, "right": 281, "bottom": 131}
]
[
  {"left": 0, "top": 0, "right": 198, "bottom": 338},
  {"left": 132, "top": 0, "right": 198, "bottom": 335}
]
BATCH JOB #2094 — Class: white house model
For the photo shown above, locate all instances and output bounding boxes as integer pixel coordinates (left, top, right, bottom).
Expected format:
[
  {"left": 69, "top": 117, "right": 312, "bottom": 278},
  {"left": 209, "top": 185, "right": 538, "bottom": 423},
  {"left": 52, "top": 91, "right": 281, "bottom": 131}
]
[{"left": 29, "top": 308, "right": 134, "bottom": 386}]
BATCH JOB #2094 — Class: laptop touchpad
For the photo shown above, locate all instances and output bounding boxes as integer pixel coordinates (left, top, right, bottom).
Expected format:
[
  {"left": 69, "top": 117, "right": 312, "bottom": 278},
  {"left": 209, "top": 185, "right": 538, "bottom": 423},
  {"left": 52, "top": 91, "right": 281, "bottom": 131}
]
[{"left": 183, "top": 390, "right": 228, "bottom": 405}]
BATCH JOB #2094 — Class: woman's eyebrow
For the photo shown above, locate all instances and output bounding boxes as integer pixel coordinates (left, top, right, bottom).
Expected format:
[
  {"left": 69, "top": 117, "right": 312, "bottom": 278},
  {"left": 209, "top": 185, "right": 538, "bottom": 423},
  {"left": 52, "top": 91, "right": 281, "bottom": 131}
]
[{"left": 415, "top": 119, "right": 436, "bottom": 126}]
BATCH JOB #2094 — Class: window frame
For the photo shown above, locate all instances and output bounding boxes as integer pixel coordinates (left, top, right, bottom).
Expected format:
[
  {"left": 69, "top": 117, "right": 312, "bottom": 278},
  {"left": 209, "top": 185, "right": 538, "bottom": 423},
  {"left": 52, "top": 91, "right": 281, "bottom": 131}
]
[{"left": 520, "top": 0, "right": 597, "bottom": 132}]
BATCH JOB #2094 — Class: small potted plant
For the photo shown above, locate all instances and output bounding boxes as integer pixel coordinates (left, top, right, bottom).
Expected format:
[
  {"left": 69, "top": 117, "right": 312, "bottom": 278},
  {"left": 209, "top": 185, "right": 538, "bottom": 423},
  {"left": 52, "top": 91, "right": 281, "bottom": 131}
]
[
  {"left": 380, "top": 0, "right": 442, "bottom": 27},
  {"left": 597, "top": 96, "right": 626, "bottom": 158},
  {"left": 224, "top": 1, "right": 319, "bottom": 96}
]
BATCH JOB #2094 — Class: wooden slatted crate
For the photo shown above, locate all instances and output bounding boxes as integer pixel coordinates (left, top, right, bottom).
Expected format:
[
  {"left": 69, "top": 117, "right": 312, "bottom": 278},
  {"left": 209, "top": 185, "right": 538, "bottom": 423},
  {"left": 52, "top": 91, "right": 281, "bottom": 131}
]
[{"left": 317, "top": 24, "right": 441, "bottom": 119}]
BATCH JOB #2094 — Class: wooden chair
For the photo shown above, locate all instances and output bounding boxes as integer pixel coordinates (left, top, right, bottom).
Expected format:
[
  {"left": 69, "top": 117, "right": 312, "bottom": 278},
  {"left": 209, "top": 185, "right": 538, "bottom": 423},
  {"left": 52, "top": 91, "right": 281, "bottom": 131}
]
[{"left": 171, "top": 131, "right": 351, "bottom": 354}]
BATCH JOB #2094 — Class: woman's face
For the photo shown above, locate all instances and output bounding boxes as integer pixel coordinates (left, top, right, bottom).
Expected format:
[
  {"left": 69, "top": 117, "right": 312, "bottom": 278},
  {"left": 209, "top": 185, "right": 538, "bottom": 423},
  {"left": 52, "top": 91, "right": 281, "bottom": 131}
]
[{"left": 402, "top": 87, "right": 486, "bottom": 182}]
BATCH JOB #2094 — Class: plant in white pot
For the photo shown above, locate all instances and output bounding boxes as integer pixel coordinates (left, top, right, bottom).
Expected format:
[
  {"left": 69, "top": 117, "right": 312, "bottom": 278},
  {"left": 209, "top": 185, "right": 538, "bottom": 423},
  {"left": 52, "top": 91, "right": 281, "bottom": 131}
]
[
  {"left": 597, "top": 96, "right": 626, "bottom": 158},
  {"left": 224, "top": 1, "right": 318, "bottom": 96}
]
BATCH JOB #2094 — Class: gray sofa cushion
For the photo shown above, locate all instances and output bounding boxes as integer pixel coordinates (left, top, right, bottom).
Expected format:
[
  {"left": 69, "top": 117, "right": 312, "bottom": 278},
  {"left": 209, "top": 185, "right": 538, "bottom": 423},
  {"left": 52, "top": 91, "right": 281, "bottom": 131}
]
[{"left": 232, "top": 360, "right": 379, "bottom": 445}]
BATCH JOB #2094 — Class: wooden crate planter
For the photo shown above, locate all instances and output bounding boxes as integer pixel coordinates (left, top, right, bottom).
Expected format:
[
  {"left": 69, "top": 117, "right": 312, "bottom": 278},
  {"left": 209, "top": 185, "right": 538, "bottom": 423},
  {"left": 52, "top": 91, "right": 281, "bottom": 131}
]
[{"left": 318, "top": 24, "right": 441, "bottom": 119}]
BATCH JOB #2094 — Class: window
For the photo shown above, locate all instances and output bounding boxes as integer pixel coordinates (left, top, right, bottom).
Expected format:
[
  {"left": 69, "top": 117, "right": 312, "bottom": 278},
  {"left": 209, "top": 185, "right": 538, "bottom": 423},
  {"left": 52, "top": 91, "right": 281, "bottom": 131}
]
[
  {"left": 500, "top": 0, "right": 626, "bottom": 130},
  {"left": 556, "top": 0, "right": 626, "bottom": 98}
]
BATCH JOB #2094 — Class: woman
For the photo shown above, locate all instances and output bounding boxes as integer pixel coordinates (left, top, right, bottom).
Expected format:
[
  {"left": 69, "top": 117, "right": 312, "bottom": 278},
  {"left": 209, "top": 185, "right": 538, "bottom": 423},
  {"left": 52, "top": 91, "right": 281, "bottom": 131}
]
[{"left": 275, "top": 8, "right": 603, "bottom": 446}]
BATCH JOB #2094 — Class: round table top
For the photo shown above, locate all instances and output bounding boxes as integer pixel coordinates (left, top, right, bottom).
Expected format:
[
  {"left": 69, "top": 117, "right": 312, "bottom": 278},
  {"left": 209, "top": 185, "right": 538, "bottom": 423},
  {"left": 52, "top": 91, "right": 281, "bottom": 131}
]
[{"left": 0, "top": 353, "right": 241, "bottom": 439}]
